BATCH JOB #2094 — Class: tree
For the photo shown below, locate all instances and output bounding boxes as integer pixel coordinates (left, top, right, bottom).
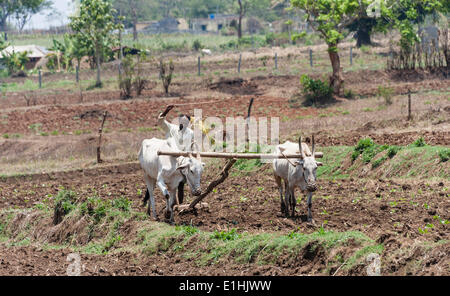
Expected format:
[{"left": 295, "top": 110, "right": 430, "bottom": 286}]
[
  {"left": 290, "top": 0, "right": 369, "bottom": 94},
  {"left": 378, "top": 0, "right": 444, "bottom": 49},
  {"left": 69, "top": 0, "right": 122, "bottom": 87},
  {"left": 13, "top": 0, "right": 52, "bottom": 32},
  {"left": 112, "top": 0, "right": 149, "bottom": 41},
  {"left": 0, "top": 0, "right": 51, "bottom": 32}
]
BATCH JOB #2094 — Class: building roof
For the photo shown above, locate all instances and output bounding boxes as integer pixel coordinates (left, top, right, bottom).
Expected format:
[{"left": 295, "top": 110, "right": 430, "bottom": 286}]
[{"left": 1, "top": 45, "right": 51, "bottom": 59}]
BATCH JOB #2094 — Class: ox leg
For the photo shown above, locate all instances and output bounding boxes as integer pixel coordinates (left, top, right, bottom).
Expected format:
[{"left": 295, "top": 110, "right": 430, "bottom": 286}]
[
  {"left": 168, "top": 189, "right": 177, "bottom": 224},
  {"left": 284, "top": 181, "right": 291, "bottom": 217},
  {"left": 156, "top": 176, "right": 171, "bottom": 219},
  {"left": 177, "top": 181, "right": 185, "bottom": 204},
  {"left": 143, "top": 175, "right": 157, "bottom": 219},
  {"left": 306, "top": 192, "right": 313, "bottom": 222},
  {"left": 290, "top": 187, "right": 296, "bottom": 217},
  {"left": 274, "top": 174, "right": 285, "bottom": 214}
]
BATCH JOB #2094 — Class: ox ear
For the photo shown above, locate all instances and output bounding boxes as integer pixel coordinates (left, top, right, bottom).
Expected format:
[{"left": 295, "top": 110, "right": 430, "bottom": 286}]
[
  {"left": 316, "top": 161, "right": 323, "bottom": 167},
  {"left": 176, "top": 162, "right": 189, "bottom": 170}
]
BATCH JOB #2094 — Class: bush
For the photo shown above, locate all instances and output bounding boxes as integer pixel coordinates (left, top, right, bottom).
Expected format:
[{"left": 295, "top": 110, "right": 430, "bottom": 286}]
[
  {"left": 300, "top": 74, "right": 333, "bottom": 106},
  {"left": 352, "top": 138, "right": 388, "bottom": 164},
  {"left": 387, "top": 146, "right": 402, "bottom": 158},
  {"left": 2, "top": 50, "right": 29, "bottom": 76},
  {"left": 411, "top": 137, "right": 427, "bottom": 147},
  {"left": 377, "top": 86, "right": 394, "bottom": 105},
  {"left": 438, "top": 149, "right": 449, "bottom": 162},
  {"left": 159, "top": 59, "right": 174, "bottom": 95},
  {"left": 192, "top": 39, "right": 203, "bottom": 51},
  {"left": 119, "top": 55, "right": 135, "bottom": 99},
  {"left": 211, "top": 229, "right": 240, "bottom": 241}
]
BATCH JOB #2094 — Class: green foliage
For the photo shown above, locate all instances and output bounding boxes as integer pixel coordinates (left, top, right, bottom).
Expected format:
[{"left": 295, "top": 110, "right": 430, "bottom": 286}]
[
  {"left": 377, "top": 86, "right": 394, "bottom": 105},
  {"left": 69, "top": 0, "right": 123, "bottom": 74},
  {"left": 176, "top": 225, "right": 199, "bottom": 236},
  {"left": 438, "top": 149, "right": 449, "bottom": 162},
  {"left": 290, "top": 0, "right": 364, "bottom": 50},
  {"left": 159, "top": 59, "right": 174, "bottom": 95},
  {"left": 211, "top": 228, "right": 241, "bottom": 241},
  {"left": 111, "top": 196, "right": 131, "bottom": 212},
  {"left": 192, "top": 39, "right": 203, "bottom": 51},
  {"left": 119, "top": 55, "right": 135, "bottom": 99},
  {"left": 1, "top": 50, "right": 29, "bottom": 76},
  {"left": 352, "top": 138, "right": 389, "bottom": 163},
  {"left": 387, "top": 146, "right": 402, "bottom": 158},
  {"left": 300, "top": 74, "right": 333, "bottom": 106},
  {"left": 54, "top": 189, "right": 77, "bottom": 214},
  {"left": 411, "top": 137, "right": 427, "bottom": 148}
]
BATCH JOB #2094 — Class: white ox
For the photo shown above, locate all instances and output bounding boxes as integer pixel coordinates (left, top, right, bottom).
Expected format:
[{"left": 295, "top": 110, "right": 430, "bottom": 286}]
[
  {"left": 272, "top": 136, "right": 322, "bottom": 221},
  {"left": 138, "top": 138, "right": 204, "bottom": 223}
]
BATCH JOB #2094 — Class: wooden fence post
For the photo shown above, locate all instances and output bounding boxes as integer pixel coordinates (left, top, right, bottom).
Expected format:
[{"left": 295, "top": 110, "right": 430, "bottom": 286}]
[
  {"left": 38, "top": 69, "right": 42, "bottom": 89},
  {"left": 238, "top": 54, "right": 242, "bottom": 73},
  {"left": 407, "top": 89, "right": 412, "bottom": 121},
  {"left": 97, "top": 111, "right": 108, "bottom": 164},
  {"left": 275, "top": 52, "right": 278, "bottom": 70},
  {"left": 350, "top": 47, "right": 353, "bottom": 66}
]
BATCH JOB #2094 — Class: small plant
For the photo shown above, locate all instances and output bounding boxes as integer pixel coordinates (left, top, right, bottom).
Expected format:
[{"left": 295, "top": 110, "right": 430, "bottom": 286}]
[
  {"left": 159, "top": 59, "right": 174, "bottom": 95},
  {"left": 177, "top": 225, "right": 198, "bottom": 236},
  {"left": 387, "top": 146, "right": 401, "bottom": 158},
  {"left": 438, "top": 149, "right": 449, "bottom": 162},
  {"left": 211, "top": 229, "right": 240, "bottom": 241},
  {"left": 411, "top": 137, "right": 427, "bottom": 148},
  {"left": 134, "top": 51, "right": 149, "bottom": 96},
  {"left": 112, "top": 196, "right": 131, "bottom": 212},
  {"left": 2, "top": 50, "right": 30, "bottom": 76},
  {"left": 300, "top": 74, "right": 333, "bottom": 106},
  {"left": 192, "top": 39, "right": 203, "bottom": 51},
  {"left": 343, "top": 89, "right": 355, "bottom": 99},
  {"left": 377, "top": 86, "right": 394, "bottom": 105},
  {"left": 119, "top": 55, "right": 135, "bottom": 99}
]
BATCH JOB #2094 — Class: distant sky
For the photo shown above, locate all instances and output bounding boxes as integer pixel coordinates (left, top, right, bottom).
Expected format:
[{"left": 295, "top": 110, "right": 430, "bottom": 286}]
[{"left": 24, "top": 0, "right": 74, "bottom": 30}]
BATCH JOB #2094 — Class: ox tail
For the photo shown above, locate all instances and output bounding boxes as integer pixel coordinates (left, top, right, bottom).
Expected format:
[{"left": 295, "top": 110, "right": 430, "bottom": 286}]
[{"left": 142, "top": 188, "right": 150, "bottom": 206}]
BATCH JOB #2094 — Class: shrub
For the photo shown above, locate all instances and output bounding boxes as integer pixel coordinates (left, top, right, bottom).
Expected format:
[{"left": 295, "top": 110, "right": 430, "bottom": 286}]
[
  {"left": 119, "top": 55, "right": 135, "bottom": 99},
  {"left": 134, "top": 51, "right": 149, "bottom": 96},
  {"left": 2, "top": 50, "right": 29, "bottom": 76},
  {"left": 411, "top": 137, "right": 427, "bottom": 147},
  {"left": 300, "top": 74, "right": 333, "bottom": 106},
  {"left": 343, "top": 89, "right": 355, "bottom": 99},
  {"left": 192, "top": 39, "right": 203, "bottom": 51},
  {"left": 211, "top": 229, "right": 240, "bottom": 241},
  {"left": 159, "top": 59, "right": 174, "bottom": 95},
  {"left": 352, "top": 138, "right": 388, "bottom": 164},
  {"left": 438, "top": 149, "right": 449, "bottom": 162},
  {"left": 112, "top": 196, "right": 131, "bottom": 212},
  {"left": 387, "top": 146, "right": 401, "bottom": 158},
  {"left": 377, "top": 86, "right": 394, "bottom": 105}
]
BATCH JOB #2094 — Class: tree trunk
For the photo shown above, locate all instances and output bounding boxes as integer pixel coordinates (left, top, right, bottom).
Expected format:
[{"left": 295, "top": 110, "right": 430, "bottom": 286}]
[
  {"left": 356, "top": 26, "right": 371, "bottom": 48},
  {"left": 95, "top": 44, "right": 102, "bottom": 87},
  {"left": 133, "top": 22, "right": 137, "bottom": 41},
  {"left": 328, "top": 47, "right": 343, "bottom": 95},
  {"left": 237, "top": 0, "right": 243, "bottom": 39}
]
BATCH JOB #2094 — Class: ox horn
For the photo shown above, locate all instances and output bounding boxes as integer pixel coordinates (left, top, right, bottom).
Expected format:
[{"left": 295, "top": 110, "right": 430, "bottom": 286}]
[
  {"left": 191, "top": 142, "right": 201, "bottom": 161},
  {"left": 299, "top": 136, "right": 305, "bottom": 159},
  {"left": 311, "top": 134, "right": 315, "bottom": 157}
]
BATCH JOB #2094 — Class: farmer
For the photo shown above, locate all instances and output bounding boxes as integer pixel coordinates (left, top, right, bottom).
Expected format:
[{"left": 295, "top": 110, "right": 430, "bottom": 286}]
[{"left": 157, "top": 106, "right": 195, "bottom": 204}]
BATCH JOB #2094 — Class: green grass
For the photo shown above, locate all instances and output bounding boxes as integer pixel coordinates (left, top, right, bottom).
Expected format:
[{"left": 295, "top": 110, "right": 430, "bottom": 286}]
[{"left": 0, "top": 197, "right": 382, "bottom": 272}]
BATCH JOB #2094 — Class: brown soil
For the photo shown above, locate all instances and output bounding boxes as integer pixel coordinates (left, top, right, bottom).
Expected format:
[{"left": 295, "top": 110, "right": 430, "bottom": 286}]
[{"left": 0, "top": 162, "right": 448, "bottom": 275}]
